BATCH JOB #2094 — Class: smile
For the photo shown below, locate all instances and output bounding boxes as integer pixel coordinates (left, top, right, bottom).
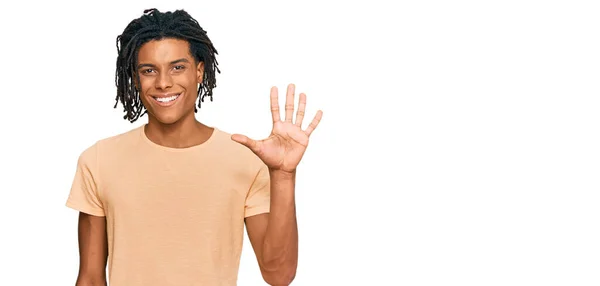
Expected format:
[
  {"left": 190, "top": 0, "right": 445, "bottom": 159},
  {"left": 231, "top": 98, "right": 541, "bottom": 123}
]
[{"left": 152, "top": 93, "right": 182, "bottom": 107}]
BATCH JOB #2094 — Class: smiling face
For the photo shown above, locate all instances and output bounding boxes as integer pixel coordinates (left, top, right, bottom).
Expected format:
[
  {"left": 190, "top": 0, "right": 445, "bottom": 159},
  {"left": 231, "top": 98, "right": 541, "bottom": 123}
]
[{"left": 136, "top": 38, "right": 204, "bottom": 125}]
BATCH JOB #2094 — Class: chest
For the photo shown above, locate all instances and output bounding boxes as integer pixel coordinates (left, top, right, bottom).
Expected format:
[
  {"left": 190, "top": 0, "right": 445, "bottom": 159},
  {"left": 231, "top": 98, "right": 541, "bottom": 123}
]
[{"left": 98, "top": 155, "right": 248, "bottom": 220}]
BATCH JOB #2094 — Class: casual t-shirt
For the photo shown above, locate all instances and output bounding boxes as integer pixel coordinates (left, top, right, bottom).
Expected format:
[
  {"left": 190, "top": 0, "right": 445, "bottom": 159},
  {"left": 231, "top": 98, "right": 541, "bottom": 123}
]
[{"left": 65, "top": 125, "right": 270, "bottom": 286}]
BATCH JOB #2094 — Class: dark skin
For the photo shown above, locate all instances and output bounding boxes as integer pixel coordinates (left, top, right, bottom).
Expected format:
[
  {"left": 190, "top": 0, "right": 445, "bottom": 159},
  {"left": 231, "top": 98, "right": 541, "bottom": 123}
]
[
  {"left": 77, "top": 38, "right": 322, "bottom": 286},
  {"left": 136, "top": 38, "right": 213, "bottom": 148},
  {"left": 76, "top": 213, "right": 107, "bottom": 286}
]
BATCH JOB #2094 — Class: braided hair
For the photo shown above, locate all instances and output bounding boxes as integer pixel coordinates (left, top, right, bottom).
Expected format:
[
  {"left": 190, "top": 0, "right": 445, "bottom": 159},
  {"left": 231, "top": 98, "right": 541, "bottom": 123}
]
[{"left": 114, "top": 8, "right": 220, "bottom": 122}]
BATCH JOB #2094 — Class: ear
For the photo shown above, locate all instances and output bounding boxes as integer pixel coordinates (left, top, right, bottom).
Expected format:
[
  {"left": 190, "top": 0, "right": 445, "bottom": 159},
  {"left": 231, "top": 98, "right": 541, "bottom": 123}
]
[{"left": 196, "top": 61, "right": 205, "bottom": 84}]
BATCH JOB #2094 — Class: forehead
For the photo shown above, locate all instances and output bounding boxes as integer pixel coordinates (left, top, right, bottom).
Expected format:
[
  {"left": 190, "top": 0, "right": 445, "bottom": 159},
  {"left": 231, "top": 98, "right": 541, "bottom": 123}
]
[{"left": 137, "top": 38, "right": 193, "bottom": 63}]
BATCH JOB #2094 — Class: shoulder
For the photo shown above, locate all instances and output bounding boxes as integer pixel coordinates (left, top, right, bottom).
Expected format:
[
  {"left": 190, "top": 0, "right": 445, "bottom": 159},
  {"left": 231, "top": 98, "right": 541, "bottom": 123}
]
[
  {"left": 96, "top": 126, "right": 143, "bottom": 150},
  {"left": 78, "top": 126, "right": 143, "bottom": 159},
  {"left": 211, "top": 127, "right": 265, "bottom": 169}
]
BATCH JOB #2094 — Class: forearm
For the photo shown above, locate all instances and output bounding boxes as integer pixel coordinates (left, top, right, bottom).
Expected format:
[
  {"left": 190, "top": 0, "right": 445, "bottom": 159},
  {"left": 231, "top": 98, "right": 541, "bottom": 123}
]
[
  {"left": 75, "top": 265, "right": 106, "bottom": 286},
  {"left": 261, "top": 169, "right": 299, "bottom": 281},
  {"left": 75, "top": 275, "right": 107, "bottom": 286}
]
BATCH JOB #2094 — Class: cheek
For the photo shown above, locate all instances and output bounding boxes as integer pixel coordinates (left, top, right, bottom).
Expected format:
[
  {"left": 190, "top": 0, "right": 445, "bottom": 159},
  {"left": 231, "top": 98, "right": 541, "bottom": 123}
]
[
  {"left": 180, "top": 74, "right": 199, "bottom": 92},
  {"left": 138, "top": 77, "right": 153, "bottom": 92}
]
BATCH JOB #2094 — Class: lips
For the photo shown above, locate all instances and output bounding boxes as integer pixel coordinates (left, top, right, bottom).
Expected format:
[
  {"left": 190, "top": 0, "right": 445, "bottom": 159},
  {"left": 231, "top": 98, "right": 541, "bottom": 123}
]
[{"left": 151, "top": 93, "right": 182, "bottom": 107}]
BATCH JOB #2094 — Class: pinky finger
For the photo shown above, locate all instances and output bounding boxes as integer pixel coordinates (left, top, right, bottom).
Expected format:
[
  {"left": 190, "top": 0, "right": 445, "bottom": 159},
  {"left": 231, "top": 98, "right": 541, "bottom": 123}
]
[{"left": 304, "top": 110, "right": 323, "bottom": 137}]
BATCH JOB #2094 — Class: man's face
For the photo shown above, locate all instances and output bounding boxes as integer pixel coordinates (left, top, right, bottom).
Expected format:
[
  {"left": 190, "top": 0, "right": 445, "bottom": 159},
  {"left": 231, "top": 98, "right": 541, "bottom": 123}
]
[{"left": 136, "top": 38, "right": 204, "bottom": 125}]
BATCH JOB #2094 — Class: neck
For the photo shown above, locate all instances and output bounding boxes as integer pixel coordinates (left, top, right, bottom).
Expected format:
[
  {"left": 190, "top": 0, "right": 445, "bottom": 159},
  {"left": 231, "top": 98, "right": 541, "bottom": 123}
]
[{"left": 144, "top": 112, "right": 213, "bottom": 149}]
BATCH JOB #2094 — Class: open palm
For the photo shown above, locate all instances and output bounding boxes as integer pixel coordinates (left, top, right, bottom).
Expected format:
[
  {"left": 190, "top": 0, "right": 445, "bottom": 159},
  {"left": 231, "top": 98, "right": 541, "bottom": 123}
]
[{"left": 231, "top": 84, "right": 323, "bottom": 173}]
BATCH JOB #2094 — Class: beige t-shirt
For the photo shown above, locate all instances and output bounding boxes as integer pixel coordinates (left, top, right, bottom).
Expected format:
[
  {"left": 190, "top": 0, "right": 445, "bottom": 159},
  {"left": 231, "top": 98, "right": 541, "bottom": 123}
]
[{"left": 65, "top": 125, "right": 270, "bottom": 286}]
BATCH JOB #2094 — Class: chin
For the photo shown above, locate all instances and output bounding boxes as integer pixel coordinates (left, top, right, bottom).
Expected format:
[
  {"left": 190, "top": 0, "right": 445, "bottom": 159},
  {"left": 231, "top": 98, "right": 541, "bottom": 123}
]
[
  {"left": 153, "top": 113, "right": 185, "bottom": 125},
  {"left": 149, "top": 106, "right": 197, "bottom": 125}
]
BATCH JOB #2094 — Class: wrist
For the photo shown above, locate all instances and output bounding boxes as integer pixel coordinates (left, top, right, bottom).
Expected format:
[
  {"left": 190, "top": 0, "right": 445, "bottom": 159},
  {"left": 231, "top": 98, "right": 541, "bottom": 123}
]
[{"left": 269, "top": 168, "right": 296, "bottom": 179}]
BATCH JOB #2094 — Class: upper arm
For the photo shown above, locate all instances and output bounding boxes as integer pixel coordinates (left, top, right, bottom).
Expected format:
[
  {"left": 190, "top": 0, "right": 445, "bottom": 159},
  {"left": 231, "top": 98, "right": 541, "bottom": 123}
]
[
  {"left": 76, "top": 211, "right": 108, "bottom": 284},
  {"left": 66, "top": 144, "right": 105, "bottom": 217},
  {"left": 65, "top": 145, "right": 107, "bottom": 283},
  {"left": 244, "top": 164, "right": 271, "bottom": 218},
  {"left": 244, "top": 162, "right": 271, "bottom": 269}
]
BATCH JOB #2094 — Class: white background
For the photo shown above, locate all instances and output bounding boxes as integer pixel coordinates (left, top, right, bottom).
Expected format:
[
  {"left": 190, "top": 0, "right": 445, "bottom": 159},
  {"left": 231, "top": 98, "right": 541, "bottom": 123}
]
[{"left": 0, "top": 0, "right": 599, "bottom": 285}]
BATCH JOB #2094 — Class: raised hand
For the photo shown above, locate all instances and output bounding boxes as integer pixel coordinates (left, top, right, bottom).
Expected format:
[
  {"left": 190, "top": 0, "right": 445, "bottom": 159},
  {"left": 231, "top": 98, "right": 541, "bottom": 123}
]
[{"left": 231, "top": 84, "right": 323, "bottom": 173}]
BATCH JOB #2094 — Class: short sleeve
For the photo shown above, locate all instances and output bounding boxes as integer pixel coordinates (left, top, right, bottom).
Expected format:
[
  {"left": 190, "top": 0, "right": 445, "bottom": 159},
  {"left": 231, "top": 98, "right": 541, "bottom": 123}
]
[
  {"left": 244, "top": 163, "right": 271, "bottom": 218},
  {"left": 65, "top": 143, "right": 105, "bottom": 217}
]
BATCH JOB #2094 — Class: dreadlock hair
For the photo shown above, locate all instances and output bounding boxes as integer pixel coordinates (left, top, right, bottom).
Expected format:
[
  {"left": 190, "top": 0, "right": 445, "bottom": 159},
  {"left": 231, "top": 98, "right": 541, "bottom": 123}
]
[{"left": 114, "top": 8, "right": 220, "bottom": 123}]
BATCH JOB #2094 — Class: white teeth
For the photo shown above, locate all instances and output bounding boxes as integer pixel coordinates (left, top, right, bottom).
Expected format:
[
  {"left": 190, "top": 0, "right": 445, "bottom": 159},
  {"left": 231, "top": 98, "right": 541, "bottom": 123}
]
[{"left": 155, "top": 94, "right": 179, "bottom": 102}]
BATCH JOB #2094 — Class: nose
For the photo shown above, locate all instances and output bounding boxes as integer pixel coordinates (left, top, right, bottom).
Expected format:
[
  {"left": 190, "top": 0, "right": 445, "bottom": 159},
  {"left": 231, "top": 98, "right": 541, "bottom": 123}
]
[{"left": 155, "top": 72, "right": 173, "bottom": 90}]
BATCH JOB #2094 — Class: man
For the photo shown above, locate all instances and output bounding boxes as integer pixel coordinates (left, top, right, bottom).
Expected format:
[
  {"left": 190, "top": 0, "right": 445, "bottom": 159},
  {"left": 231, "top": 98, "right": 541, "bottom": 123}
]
[{"left": 65, "top": 8, "right": 322, "bottom": 286}]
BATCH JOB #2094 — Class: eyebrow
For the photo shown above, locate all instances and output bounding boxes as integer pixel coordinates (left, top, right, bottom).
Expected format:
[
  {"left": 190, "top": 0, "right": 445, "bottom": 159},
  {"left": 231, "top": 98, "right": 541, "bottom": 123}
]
[{"left": 137, "top": 58, "right": 191, "bottom": 69}]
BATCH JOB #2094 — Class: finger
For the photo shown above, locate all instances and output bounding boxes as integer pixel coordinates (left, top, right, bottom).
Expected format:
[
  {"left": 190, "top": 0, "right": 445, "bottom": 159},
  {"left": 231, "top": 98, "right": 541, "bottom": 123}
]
[
  {"left": 231, "top": 134, "right": 260, "bottom": 153},
  {"left": 270, "top": 86, "right": 280, "bottom": 123},
  {"left": 295, "top": 93, "right": 307, "bottom": 127},
  {"left": 284, "top": 83, "right": 295, "bottom": 123},
  {"left": 304, "top": 110, "right": 323, "bottom": 136}
]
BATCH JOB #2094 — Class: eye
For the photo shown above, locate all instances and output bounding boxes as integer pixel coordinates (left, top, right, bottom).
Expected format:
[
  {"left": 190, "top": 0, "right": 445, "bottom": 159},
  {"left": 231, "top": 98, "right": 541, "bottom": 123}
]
[
  {"left": 174, "top": 65, "right": 185, "bottom": 70},
  {"left": 142, "top": 68, "right": 154, "bottom": 74}
]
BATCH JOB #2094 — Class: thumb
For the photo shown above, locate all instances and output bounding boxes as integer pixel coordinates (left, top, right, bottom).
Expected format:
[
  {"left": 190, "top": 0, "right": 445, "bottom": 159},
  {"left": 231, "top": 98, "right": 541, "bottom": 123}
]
[{"left": 231, "top": 134, "right": 260, "bottom": 153}]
